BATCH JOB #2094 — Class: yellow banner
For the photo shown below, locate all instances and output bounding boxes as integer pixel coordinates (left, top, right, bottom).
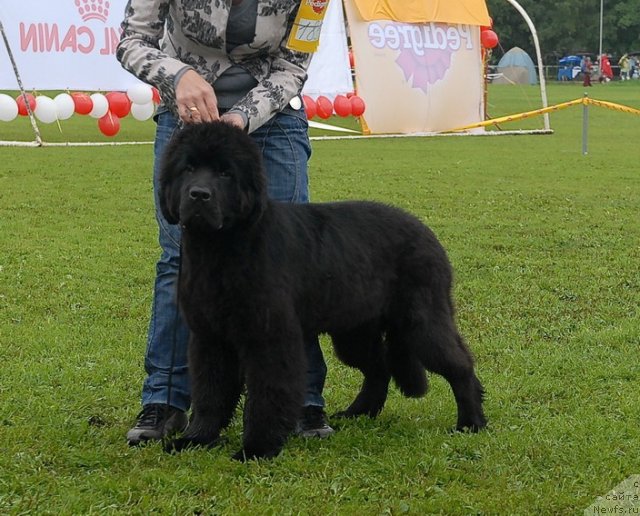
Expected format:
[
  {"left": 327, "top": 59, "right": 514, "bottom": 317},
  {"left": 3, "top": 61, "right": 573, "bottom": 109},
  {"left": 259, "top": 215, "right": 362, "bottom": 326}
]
[
  {"left": 351, "top": 0, "right": 491, "bottom": 25},
  {"left": 287, "top": 0, "right": 332, "bottom": 53}
]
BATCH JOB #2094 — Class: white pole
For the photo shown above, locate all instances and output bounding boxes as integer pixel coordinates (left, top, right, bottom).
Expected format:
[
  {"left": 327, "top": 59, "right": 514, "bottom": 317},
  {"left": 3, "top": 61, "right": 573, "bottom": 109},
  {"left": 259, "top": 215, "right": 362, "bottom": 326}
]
[
  {"left": 0, "top": 18, "right": 42, "bottom": 146},
  {"left": 598, "top": 0, "right": 604, "bottom": 62},
  {"left": 505, "top": 0, "right": 550, "bottom": 131}
]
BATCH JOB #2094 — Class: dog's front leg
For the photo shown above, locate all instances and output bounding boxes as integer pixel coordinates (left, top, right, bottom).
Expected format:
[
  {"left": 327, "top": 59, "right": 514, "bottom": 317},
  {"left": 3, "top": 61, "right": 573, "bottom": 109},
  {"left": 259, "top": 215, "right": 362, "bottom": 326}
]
[
  {"left": 232, "top": 331, "right": 305, "bottom": 461},
  {"left": 165, "top": 333, "right": 242, "bottom": 453}
]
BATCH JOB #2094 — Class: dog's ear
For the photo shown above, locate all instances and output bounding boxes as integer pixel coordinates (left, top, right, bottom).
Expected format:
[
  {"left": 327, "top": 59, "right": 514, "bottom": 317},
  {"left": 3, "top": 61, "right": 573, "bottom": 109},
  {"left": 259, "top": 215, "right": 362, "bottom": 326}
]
[
  {"left": 237, "top": 143, "right": 268, "bottom": 222},
  {"left": 158, "top": 139, "right": 182, "bottom": 225},
  {"left": 158, "top": 173, "right": 180, "bottom": 225}
]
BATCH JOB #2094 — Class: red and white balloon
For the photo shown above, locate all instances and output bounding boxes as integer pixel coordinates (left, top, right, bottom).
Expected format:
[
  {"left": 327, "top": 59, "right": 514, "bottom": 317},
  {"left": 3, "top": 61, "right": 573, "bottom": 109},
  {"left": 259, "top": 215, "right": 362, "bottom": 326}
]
[
  {"left": 89, "top": 93, "right": 109, "bottom": 118},
  {"left": 130, "top": 101, "right": 155, "bottom": 121},
  {"left": 54, "top": 93, "right": 76, "bottom": 120},
  {"left": 0, "top": 94, "right": 19, "bottom": 122},
  {"left": 480, "top": 17, "right": 499, "bottom": 50},
  {"left": 34, "top": 96, "right": 58, "bottom": 124},
  {"left": 98, "top": 112, "right": 120, "bottom": 137}
]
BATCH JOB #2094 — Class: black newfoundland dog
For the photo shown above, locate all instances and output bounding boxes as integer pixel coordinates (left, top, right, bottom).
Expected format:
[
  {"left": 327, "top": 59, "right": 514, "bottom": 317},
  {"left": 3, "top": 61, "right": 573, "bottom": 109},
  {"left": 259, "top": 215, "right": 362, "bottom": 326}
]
[{"left": 159, "top": 121, "right": 486, "bottom": 460}]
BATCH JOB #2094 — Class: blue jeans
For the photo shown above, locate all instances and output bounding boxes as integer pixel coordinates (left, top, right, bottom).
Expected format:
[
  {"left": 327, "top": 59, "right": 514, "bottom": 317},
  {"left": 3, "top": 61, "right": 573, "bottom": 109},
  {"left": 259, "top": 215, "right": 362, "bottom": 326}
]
[{"left": 141, "top": 109, "right": 327, "bottom": 411}]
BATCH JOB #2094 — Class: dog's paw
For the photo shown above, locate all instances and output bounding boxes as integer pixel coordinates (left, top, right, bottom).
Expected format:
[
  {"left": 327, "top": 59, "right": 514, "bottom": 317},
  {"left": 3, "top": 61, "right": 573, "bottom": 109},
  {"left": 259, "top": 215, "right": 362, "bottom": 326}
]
[
  {"left": 232, "top": 448, "right": 249, "bottom": 462},
  {"left": 333, "top": 408, "right": 378, "bottom": 419},
  {"left": 232, "top": 447, "right": 281, "bottom": 462},
  {"left": 455, "top": 417, "right": 488, "bottom": 434},
  {"left": 164, "top": 437, "right": 190, "bottom": 454},
  {"left": 163, "top": 436, "right": 221, "bottom": 454}
]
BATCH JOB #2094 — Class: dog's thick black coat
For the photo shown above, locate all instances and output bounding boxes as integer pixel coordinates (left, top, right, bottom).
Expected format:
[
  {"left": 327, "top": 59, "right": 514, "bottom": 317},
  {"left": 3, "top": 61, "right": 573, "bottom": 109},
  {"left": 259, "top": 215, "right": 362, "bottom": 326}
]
[{"left": 159, "top": 121, "right": 486, "bottom": 460}]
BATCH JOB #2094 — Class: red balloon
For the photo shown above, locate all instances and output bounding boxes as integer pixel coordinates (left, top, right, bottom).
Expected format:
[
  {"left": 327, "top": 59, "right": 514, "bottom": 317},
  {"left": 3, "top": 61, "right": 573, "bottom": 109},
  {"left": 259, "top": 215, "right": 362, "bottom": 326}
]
[
  {"left": 481, "top": 29, "right": 499, "bottom": 49},
  {"left": 349, "top": 95, "right": 366, "bottom": 117},
  {"left": 152, "top": 87, "right": 161, "bottom": 104},
  {"left": 106, "top": 91, "right": 131, "bottom": 118},
  {"left": 346, "top": 91, "right": 355, "bottom": 98},
  {"left": 16, "top": 93, "right": 36, "bottom": 116},
  {"left": 71, "top": 92, "right": 93, "bottom": 115},
  {"left": 333, "top": 95, "right": 351, "bottom": 117},
  {"left": 315, "top": 95, "right": 333, "bottom": 119},
  {"left": 98, "top": 112, "right": 120, "bottom": 137},
  {"left": 302, "top": 95, "right": 316, "bottom": 120}
]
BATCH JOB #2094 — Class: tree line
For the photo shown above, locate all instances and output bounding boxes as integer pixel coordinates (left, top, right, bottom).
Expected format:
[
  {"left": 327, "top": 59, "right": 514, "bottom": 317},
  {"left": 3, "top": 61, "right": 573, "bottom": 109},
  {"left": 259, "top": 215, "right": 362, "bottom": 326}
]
[{"left": 486, "top": 0, "right": 640, "bottom": 62}]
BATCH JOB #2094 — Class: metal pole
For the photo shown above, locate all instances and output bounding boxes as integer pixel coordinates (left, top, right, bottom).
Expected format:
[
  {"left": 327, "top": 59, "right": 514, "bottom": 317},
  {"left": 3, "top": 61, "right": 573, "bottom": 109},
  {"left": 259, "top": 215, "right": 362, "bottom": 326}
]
[
  {"left": 598, "top": 0, "right": 604, "bottom": 62},
  {"left": 0, "top": 18, "right": 43, "bottom": 146},
  {"left": 582, "top": 94, "right": 588, "bottom": 156}
]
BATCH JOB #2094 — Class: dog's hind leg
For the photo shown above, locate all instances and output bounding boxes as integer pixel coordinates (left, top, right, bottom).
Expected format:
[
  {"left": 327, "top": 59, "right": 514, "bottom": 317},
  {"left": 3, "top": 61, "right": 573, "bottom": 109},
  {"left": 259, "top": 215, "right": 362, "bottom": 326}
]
[
  {"left": 331, "top": 322, "right": 391, "bottom": 418},
  {"left": 165, "top": 333, "right": 242, "bottom": 453},
  {"left": 412, "top": 303, "right": 487, "bottom": 432}
]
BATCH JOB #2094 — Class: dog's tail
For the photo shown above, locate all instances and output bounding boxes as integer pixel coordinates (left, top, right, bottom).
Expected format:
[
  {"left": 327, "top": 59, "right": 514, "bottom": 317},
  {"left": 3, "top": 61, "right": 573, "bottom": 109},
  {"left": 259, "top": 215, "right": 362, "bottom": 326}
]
[{"left": 386, "top": 326, "right": 429, "bottom": 398}]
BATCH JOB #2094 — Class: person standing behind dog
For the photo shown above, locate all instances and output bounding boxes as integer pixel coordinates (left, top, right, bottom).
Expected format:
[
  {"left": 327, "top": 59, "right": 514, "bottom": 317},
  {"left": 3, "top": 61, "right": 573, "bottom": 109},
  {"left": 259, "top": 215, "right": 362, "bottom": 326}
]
[{"left": 116, "top": 0, "right": 334, "bottom": 445}]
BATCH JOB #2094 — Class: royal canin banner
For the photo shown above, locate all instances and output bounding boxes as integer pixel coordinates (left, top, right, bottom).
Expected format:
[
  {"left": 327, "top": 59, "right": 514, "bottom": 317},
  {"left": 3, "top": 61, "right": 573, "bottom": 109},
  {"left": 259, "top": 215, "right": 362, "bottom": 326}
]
[
  {"left": 0, "top": 0, "right": 352, "bottom": 98},
  {"left": 344, "top": 0, "right": 488, "bottom": 133},
  {"left": 0, "top": 0, "right": 142, "bottom": 90}
]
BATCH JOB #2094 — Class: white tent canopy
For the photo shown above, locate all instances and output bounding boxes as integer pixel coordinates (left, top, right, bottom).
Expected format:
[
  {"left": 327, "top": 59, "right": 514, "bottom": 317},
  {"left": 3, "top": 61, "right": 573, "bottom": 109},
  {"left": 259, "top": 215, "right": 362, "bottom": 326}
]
[{"left": 303, "top": 0, "right": 353, "bottom": 99}]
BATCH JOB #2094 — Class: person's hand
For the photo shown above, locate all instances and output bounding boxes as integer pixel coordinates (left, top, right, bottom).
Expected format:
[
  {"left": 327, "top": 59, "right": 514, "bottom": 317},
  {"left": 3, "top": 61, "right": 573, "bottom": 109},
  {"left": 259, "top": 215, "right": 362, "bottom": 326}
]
[
  {"left": 220, "top": 112, "right": 246, "bottom": 130},
  {"left": 175, "top": 69, "right": 219, "bottom": 124}
]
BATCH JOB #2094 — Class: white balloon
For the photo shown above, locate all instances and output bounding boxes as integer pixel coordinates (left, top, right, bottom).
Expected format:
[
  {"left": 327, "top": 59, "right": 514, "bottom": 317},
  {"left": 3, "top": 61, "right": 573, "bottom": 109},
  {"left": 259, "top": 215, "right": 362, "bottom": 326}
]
[
  {"left": 34, "top": 96, "right": 58, "bottom": 124},
  {"left": 54, "top": 93, "right": 75, "bottom": 120},
  {"left": 127, "top": 83, "right": 153, "bottom": 105},
  {"left": 0, "top": 93, "right": 18, "bottom": 122},
  {"left": 89, "top": 93, "right": 109, "bottom": 118},
  {"left": 130, "top": 101, "right": 155, "bottom": 121}
]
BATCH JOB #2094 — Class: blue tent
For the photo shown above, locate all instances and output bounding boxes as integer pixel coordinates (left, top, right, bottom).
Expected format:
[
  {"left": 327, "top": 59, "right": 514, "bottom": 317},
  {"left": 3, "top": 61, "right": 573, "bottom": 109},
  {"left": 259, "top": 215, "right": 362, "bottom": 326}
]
[
  {"left": 494, "top": 47, "right": 538, "bottom": 85},
  {"left": 558, "top": 55, "right": 582, "bottom": 80}
]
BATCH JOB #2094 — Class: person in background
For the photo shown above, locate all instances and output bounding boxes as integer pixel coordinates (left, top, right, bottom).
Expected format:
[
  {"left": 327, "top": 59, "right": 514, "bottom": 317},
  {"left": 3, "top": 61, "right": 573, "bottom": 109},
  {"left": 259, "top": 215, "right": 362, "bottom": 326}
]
[
  {"left": 619, "top": 53, "right": 630, "bottom": 80},
  {"left": 116, "top": 0, "right": 334, "bottom": 445},
  {"left": 629, "top": 55, "right": 638, "bottom": 79},
  {"left": 581, "top": 56, "right": 592, "bottom": 87},
  {"left": 599, "top": 54, "right": 613, "bottom": 82}
]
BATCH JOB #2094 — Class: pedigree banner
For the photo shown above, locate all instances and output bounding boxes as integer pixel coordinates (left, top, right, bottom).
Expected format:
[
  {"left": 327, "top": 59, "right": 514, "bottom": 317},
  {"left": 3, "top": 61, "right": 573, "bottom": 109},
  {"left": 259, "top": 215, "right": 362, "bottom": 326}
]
[
  {"left": 0, "top": 0, "right": 138, "bottom": 90},
  {"left": 344, "top": 0, "right": 487, "bottom": 134}
]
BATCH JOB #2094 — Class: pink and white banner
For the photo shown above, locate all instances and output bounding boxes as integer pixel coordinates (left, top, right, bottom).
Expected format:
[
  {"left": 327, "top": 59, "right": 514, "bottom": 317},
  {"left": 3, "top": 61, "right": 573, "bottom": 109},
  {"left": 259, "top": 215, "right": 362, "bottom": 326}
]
[{"left": 0, "top": 0, "right": 141, "bottom": 90}]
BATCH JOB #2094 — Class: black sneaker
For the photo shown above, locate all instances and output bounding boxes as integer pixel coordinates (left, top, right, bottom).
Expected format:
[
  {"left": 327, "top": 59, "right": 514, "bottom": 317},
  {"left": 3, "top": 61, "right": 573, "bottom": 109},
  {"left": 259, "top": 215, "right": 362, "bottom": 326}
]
[
  {"left": 126, "top": 403, "right": 188, "bottom": 446},
  {"left": 295, "top": 405, "right": 335, "bottom": 438}
]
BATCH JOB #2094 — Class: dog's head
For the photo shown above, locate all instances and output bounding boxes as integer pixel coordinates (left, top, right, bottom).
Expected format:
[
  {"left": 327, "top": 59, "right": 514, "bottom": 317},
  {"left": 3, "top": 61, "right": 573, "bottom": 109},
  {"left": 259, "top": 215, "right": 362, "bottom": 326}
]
[{"left": 159, "top": 121, "right": 268, "bottom": 233}]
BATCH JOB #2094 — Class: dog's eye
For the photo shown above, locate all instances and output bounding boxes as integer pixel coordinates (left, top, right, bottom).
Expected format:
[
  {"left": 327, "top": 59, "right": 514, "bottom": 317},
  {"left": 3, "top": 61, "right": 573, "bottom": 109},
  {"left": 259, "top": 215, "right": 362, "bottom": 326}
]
[
  {"left": 184, "top": 164, "right": 194, "bottom": 174},
  {"left": 219, "top": 170, "right": 231, "bottom": 179}
]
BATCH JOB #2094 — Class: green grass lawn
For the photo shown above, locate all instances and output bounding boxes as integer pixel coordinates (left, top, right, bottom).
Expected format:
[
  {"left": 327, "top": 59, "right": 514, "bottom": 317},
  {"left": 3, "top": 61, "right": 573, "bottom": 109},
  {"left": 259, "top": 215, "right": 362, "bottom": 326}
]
[{"left": 1, "top": 82, "right": 639, "bottom": 514}]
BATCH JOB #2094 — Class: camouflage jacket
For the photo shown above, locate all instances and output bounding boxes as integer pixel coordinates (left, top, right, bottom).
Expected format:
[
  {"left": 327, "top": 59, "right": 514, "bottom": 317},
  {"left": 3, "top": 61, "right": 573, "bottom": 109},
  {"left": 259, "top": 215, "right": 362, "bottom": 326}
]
[{"left": 116, "top": 0, "right": 311, "bottom": 133}]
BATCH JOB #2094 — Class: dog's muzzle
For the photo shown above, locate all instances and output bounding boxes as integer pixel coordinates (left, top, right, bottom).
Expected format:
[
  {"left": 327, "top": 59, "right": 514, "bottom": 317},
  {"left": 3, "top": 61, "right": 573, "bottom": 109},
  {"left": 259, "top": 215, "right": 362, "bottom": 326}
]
[
  {"left": 181, "top": 185, "right": 224, "bottom": 231},
  {"left": 189, "top": 185, "right": 211, "bottom": 202}
]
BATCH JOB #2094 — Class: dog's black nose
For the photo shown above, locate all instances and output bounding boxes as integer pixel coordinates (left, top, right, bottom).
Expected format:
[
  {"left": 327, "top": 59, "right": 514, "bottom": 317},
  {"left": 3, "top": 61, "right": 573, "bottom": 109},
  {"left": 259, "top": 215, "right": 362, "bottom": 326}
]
[{"left": 189, "top": 186, "right": 211, "bottom": 202}]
